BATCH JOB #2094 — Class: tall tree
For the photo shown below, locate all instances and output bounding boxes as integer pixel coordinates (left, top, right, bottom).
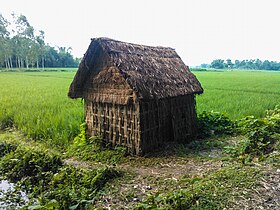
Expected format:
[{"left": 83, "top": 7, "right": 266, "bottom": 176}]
[
  {"left": 0, "top": 13, "right": 79, "bottom": 69},
  {"left": 0, "top": 14, "right": 9, "bottom": 37},
  {"left": 0, "top": 14, "right": 12, "bottom": 69},
  {"left": 210, "top": 59, "right": 225, "bottom": 69},
  {"left": 226, "top": 59, "right": 233, "bottom": 69},
  {"left": 12, "top": 14, "right": 36, "bottom": 68},
  {"left": 36, "top": 30, "right": 46, "bottom": 69}
]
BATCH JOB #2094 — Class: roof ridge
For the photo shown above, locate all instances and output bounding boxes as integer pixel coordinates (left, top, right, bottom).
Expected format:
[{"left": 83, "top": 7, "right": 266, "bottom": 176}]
[{"left": 92, "top": 37, "right": 175, "bottom": 51}]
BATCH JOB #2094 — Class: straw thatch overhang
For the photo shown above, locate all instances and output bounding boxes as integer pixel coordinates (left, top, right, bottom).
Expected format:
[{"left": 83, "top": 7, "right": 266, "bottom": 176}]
[{"left": 68, "top": 38, "right": 203, "bottom": 103}]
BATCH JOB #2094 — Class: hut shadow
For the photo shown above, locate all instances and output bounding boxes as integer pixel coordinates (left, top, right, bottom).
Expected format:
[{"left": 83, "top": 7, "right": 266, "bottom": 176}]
[{"left": 143, "top": 137, "right": 226, "bottom": 159}]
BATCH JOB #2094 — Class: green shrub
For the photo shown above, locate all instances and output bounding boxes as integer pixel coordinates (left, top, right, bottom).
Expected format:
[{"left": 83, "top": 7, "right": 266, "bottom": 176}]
[
  {"left": 0, "top": 141, "right": 121, "bottom": 209},
  {"left": 34, "top": 166, "right": 120, "bottom": 209},
  {"left": 0, "top": 146, "right": 63, "bottom": 185},
  {"left": 225, "top": 106, "right": 280, "bottom": 160},
  {"left": 239, "top": 117, "right": 274, "bottom": 154},
  {"left": 197, "top": 111, "right": 235, "bottom": 138},
  {"left": 0, "top": 115, "right": 14, "bottom": 129},
  {"left": 67, "top": 123, "right": 126, "bottom": 164},
  {"left": 0, "top": 141, "right": 17, "bottom": 158}
]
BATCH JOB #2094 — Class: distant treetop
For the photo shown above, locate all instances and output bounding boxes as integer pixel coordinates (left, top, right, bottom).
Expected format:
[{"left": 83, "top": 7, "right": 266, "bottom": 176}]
[{"left": 207, "top": 59, "right": 280, "bottom": 71}]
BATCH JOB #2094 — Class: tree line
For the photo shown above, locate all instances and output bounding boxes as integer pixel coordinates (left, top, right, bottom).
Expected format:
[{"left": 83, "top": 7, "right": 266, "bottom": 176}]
[
  {"left": 203, "top": 59, "right": 280, "bottom": 70},
  {"left": 0, "top": 13, "right": 79, "bottom": 69}
]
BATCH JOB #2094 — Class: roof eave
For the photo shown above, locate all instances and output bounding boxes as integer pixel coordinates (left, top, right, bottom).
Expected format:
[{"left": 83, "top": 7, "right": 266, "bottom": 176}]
[{"left": 68, "top": 90, "right": 83, "bottom": 99}]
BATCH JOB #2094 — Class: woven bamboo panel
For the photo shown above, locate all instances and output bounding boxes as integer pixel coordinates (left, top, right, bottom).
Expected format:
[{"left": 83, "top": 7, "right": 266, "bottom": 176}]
[
  {"left": 140, "top": 94, "right": 197, "bottom": 153},
  {"left": 87, "top": 101, "right": 141, "bottom": 154}
]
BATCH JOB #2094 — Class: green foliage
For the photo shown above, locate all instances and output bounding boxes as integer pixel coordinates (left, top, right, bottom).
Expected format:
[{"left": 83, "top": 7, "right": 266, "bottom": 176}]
[
  {"left": 225, "top": 106, "right": 280, "bottom": 160},
  {"left": 136, "top": 165, "right": 260, "bottom": 210},
  {"left": 73, "top": 122, "right": 88, "bottom": 146},
  {"left": 0, "top": 141, "right": 17, "bottom": 158},
  {"left": 209, "top": 58, "right": 280, "bottom": 70},
  {"left": 0, "top": 146, "right": 63, "bottom": 185},
  {"left": 0, "top": 115, "right": 14, "bottom": 129},
  {"left": 197, "top": 111, "right": 235, "bottom": 137},
  {"left": 0, "top": 139, "right": 121, "bottom": 209},
  {"left": 210, "top": 59, "right": 225, "bottom": 69},
  {"left": 33, "top": 166, "right": 120, "bottom": 209},
  {"left": 67, "top": 123, "right": 126, "bottom": 164}
]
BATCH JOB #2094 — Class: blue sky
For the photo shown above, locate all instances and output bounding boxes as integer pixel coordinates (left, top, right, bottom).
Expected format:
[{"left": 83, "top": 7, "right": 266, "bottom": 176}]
[{"left": 2, "top": 0, "right": 280, "bottom": 66}]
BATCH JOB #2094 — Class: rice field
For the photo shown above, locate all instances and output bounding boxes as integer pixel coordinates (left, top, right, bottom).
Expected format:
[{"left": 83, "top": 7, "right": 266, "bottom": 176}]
[
  {"left": 0, "top": 70, "right": 279, "bottom": 147},
  {"left": 194, "top": 70, "right": 280, "bottom": 119},
  {"left": 0, "top": 72, "right": 83, "bottom": 148}
]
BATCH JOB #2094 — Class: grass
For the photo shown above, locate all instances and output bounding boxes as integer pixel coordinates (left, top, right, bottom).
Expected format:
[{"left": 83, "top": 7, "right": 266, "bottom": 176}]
[
  {"left": 0, "top": 132, "right": 121, "bottom": 209},
  {"left": 136, "top": 164, "right": 261, "bottom": 209},
  {"left": 0, "top": 71, "right": 83, "bottom": 149},
  {"left": 0, "top": 131, "right": 277, "bottom": 209},
  {"left": 0, "top": 67, "right": 77, "bottom": 72},
  {"left": 193, "top": 70, "right": 280, "bottom": 119}
]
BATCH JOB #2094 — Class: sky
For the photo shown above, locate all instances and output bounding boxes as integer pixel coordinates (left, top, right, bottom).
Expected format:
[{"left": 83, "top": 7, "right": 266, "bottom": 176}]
[{"left": 2, "top": 0, "right": 280, "bottom": 66}]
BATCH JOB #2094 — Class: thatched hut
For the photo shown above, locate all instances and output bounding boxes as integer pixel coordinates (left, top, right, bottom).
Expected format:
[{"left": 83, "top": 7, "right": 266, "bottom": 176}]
[{"left": 68, "top": 38, "right": 203, "bottom": 155}]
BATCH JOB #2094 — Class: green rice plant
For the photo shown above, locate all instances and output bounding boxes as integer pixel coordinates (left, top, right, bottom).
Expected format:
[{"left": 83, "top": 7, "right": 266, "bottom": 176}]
[
  {"left": 0, "top": 71, "right": 83, "bottom": 148},
  {"left": 194, "top": 70, "right": 280, "bottom": 119}
]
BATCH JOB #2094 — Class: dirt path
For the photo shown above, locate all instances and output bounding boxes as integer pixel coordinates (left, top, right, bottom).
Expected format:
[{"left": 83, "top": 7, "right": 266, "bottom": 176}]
[
  {"left": 119, "top": 158, "right": 223, "bottom": 179},
  {"left": 93, "top": 157, "right": 223, "bottom": 209},
  {"left": 229, "top": 167, "right": 280, "bottom": 210}
]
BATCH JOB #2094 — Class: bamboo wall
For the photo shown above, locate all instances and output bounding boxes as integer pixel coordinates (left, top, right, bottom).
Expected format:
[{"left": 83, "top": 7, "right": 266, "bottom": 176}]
[
  {"left": 170, "top": 94, "right": 197, "bottom": 142},
  {"left": 85, "top": 100, "right": 142, "bottom": 155},
  {"left": 140, "top": 94, "right": 197, "bottom": 153},
  {"left": 85, "top": 94, "right": 197, "bottom": 155},
  {"left": 140, "top": 99, "right": 172, "bottom": 153}
]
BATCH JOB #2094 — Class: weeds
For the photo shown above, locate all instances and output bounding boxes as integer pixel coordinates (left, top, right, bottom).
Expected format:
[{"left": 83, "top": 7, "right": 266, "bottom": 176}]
[
  {"left": 67, "top": 123, "right": 127, "bottom": 164},
  {"left": 136, "top": 164, "right": 260, "bottom": 210},
  {"left": 33, "top": 165, "right": 120, "bottom": 209},
  {"left": 225, "top": 106, "right": 280, "bottom": 161},
  {"left": 197, "top": 111, "right": 235, "bottom": 138},
  {"left": 0, "top": 137, "right": 121, "bottom": 209},
  {"left": 0, "top": 146, "right": 63, "bottom": 185},
  {"left": 0, "top": 141, "right": 17, "bottom": 158}
]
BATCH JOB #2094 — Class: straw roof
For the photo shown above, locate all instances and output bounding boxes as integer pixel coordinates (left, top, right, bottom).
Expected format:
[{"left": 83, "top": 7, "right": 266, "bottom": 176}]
[{"left": 68, "top": 38, "right": 203, "bottom": 100}]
